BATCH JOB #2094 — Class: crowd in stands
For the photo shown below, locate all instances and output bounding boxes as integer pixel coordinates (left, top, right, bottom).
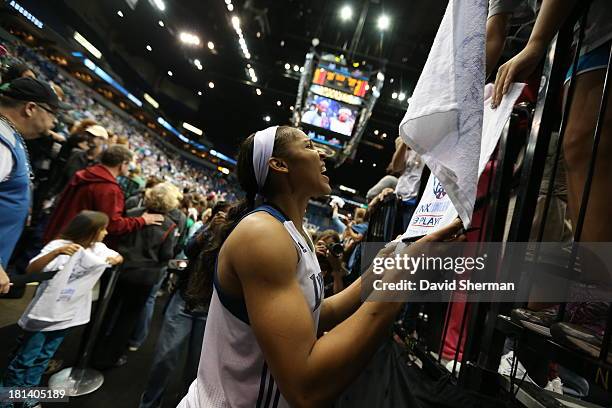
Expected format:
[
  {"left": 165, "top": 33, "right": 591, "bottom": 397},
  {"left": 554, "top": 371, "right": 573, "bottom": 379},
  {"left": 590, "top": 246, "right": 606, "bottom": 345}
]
[{"left": 0, "top": 38, "right": 240, "bottom": 408}]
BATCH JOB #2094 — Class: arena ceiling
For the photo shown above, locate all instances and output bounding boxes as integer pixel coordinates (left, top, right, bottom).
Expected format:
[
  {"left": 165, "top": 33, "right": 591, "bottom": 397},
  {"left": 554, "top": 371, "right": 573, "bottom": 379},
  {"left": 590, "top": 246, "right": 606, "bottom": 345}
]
[{"left": 5, "top": 0, "right": 447, "bottom": 196}]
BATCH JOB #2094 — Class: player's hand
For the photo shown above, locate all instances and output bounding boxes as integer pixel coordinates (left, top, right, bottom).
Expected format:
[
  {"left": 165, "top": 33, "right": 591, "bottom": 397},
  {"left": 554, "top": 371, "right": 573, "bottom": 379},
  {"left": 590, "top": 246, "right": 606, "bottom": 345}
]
[{"left": 142, "top": 213, "right": 164, "bottom": 226}]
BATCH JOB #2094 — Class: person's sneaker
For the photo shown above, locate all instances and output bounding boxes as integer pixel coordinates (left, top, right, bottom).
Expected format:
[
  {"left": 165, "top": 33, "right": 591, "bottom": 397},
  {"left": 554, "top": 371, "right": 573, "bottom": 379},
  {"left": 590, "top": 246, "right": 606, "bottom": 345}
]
[
  {"left": 550, "top": 322, "right": 611, "bottom": 362},
  {"left": 544, "top": 377, "right": 563, "bottom": 395},
  {"left": 510, "top": 307, "right": 557, "bottom": 336},
  {"left": 498, "top": 351, "right": 536, "bottom": 385}
]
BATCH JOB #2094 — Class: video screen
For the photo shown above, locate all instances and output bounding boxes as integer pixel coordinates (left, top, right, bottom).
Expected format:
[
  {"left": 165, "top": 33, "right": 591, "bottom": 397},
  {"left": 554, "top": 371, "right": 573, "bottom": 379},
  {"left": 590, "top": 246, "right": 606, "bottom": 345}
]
[{"left": 300, "top": 93, "right": 359, "bottom": 137}]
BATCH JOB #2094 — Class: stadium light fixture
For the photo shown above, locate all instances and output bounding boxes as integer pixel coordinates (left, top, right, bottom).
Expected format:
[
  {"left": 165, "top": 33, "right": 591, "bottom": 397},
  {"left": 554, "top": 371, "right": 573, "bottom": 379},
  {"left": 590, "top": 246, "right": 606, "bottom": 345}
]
[
  {"left": 143, "top": 93, "right": 159, "bottom": 109},
  {"left": 152, "top": 0, "right": 166, "bottom": 11},
  {"left": 146, "top": 44, "right": 152, "bottom": 51},
  {"left": 179, "top": 32, "right": 201, "bottom": 46},
  {"left": 377, "top": 15, "right": 390, "bottom": 31},
  {"left": 339, "top": 5, "right": 352, "bottom": 21},
  {"left": 339, "top": 185, "right": 357, "bottom": 194},
  {"left": 208, "top": 41, "right": 215, "bottom": 50},
  {"left": 167, "top": 70, "right": 173, "bottom": 76},
  {"left": 398, "top": 92, "right": 406, "bottom": 101},
  {"left": 276, "top": 100, "right": 281, "bottom": 106},
  {"left": 74, "top": 31, "right": 102, "bottom": 59},
  {"left": 117, "top": 10, "right": 124, "bottom": 17},
  {"left": 264, "top": 115, "right": 271, "bottom": 122},
  {"left": 256, "top": 88, "right": 262, "bottom": 96},
  {"left": 208, "top": 82, "right": 215, "bottom": 88},
  {"left": 183, "top": 122, "right": 203, "bottom": 136},
  {"left": 197, "top": 91, "right": 202, "bottom": 96},
  {"left": 158, "top": 20, "right": 164, "bottom": 27},
  {"left": 391, "top": 92, "right": 398, "bottom": 99}
]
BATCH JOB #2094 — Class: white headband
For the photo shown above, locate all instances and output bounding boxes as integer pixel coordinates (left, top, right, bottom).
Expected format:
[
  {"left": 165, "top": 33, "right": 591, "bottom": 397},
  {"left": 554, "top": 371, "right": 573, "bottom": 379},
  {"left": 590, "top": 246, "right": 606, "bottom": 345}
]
[{"left": 253, "top": 125, "right": 278, "bottom": 192}]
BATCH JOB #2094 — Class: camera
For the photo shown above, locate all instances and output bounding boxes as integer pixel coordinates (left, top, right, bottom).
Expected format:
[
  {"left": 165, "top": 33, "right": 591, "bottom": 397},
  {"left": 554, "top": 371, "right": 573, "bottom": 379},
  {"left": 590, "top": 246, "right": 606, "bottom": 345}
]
[{"left": 327, "top": 242, "right": 344, "bottom": 257}]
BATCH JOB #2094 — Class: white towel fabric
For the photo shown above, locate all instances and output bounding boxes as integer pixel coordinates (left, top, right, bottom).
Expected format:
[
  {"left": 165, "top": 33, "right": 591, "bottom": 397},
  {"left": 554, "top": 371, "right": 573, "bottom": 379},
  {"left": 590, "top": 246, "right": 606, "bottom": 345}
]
[
  {"left": 399, "top": 0, "right": 487, "bottom": 228},
  {"left": 401, "top": 82, "right": 525, "bottom": 239}
]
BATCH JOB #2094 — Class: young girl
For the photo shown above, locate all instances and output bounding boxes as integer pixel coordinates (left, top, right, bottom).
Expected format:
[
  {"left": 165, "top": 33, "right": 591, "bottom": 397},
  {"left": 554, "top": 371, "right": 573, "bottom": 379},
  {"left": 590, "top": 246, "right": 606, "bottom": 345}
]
[{"left": 1, "top": 210, "right": 122, "bottom": 406}]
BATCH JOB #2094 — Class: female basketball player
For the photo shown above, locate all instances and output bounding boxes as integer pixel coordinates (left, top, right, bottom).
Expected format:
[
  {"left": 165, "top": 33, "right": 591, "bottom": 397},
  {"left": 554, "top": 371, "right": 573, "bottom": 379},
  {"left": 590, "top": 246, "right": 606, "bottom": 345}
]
[{"left": 178, "top": 126, "right": 463, "bottom": 408}]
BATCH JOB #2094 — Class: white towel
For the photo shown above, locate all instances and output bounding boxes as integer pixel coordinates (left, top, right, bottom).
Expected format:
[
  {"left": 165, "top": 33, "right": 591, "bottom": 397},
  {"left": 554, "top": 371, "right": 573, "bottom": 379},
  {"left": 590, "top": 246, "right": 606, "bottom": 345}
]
[
  {"left": 401, "top": 82, "right": 525, "bottom": 239},
  {"left": 399, "top": 0, "right": 487, "bottom": 228}
]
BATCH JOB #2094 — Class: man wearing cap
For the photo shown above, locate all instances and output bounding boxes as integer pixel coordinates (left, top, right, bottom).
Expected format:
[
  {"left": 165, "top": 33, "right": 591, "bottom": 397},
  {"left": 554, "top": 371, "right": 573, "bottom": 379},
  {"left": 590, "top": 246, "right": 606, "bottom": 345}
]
[
  {"left": 62, "top": 124, "right": 108, "bottom": 187},
  {"left": 0, "top": 77, "right": 66, "bottom": 293}
]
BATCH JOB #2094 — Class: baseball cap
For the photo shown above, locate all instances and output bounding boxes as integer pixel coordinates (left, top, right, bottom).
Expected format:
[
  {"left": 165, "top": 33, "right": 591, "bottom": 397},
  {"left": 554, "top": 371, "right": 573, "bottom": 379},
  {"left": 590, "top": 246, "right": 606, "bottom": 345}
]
[
  {"left": 84, "top": 124, "right": 109, "bottom": 139},
  {"left": 0, "top": 77, "right": 70, "bottom": 111}
]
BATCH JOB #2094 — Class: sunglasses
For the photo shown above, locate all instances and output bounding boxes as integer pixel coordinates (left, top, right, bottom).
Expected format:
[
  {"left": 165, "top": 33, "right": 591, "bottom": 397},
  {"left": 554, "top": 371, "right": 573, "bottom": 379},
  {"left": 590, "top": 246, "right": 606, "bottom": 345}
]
[{"left": 35, "top": 103, "right": 57, "bottom": 116}]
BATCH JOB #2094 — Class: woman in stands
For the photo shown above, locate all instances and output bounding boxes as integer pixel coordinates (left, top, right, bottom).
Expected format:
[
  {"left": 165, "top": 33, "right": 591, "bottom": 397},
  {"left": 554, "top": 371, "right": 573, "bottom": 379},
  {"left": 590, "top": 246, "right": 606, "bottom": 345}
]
[{"left": 179, "top": 126, "right": 463, "bottom": 408}]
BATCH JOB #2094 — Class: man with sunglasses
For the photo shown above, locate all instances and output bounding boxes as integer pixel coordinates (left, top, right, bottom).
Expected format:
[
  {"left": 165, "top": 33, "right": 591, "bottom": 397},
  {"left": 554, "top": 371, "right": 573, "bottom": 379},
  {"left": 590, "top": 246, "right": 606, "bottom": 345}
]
[{"left": 0, "top": 77, "right": 68, "bottom": 294}]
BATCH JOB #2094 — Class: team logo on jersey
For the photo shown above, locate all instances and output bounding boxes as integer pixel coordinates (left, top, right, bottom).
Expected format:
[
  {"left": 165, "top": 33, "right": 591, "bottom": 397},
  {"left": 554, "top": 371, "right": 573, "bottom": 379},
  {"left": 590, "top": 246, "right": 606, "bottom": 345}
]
[{"left": 433, "top": 178, "right": 447, "bottom": 199}]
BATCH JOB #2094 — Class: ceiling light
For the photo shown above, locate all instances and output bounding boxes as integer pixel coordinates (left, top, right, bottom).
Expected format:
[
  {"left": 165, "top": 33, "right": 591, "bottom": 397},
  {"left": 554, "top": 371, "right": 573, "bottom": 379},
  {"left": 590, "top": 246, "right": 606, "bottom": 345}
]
[
  {"left": 256, "top": 88, "right": 262, "bottom": 95},
  {"left": 256, "top": 32, "right": 261, "bottom": 38},
  {"left": 374, "top": 129, "right": 379, "bottom": 135},
  {"left": 73, "top": 31, "right": 102, "bottom": 59},
  {"left": 197, "top": 90, "right": 202, "bottom": 96},
  {"left": 340, "top": 5, "right": 352, "bottom": 21},
  {"left": 227, "top": 4, "right": 234, "bottom": 11},
  {"left": 373, "top": 163, "right": 377, "bottom": 167},
  {"left": 284, "top": 63, "right": 290, "bottom": 70},
  {"left": 280, "top": 40, "right": 285, "bottom": 47},
  {"left": 208, "top": 81, "right": 215, "bottom": 88},
  {"left": 183, "top": 122, "right": 203, "bottom": 136},
  {"left": 179, "top": 32, "right": 201, "bottom": 46},
  {"left": 377, "top": 15, "right": 390, "bottom": 31},
  {"left": 167, "top": 70, "right": 173, "bottom": 77},
  {"left": 231, "top": 16, "right": 240, "bottom": 29},
  {"left": 376, "top": 72, "right": 385, "bottom": 81},
  {"left": 264, "top": 115, "right": 271, "bottom": 122},
  {"left": 339, "top": 185, "right": 357, "bottom": 194},
  {"left": 398, "top": 92, "right": 406, "bottom": 101},
  {"left": 152, "top": 0, "right": 166, "bottom": 11},
  {"left": 391, "top": 92, "right": 398, "bottom": 99},
  {"left": 158, "top": 20, "right": 164, "bottom": 27},
  {"left": 146, "top": 44, "right": 152, "bottom": 51},
  {"left": 207, "top": 41, "right": 215, "bottom": 50},
  {"left": 224, "top": 0, "right": 231, "bottom": 4},
  {"left": 382, "top": 133, "right": 387, "bottom": 138},
  {"left": 290, "top": 105, "right": 294, "bottom": 111},
  {"left": 143, "top": 93, "right": 159, "bottom": 109},
  {"left": 293, "top": 65, "right": 299, "bottom": 72},
  {"left": 276, "top": 100, "right": 281, "bottom": 106},
  {"left": 359, "top": 159, "right": 363, "bottom": 163},
  {"left": 117, "top": 10, "right": 124, "bottom": 17},
  {"left": 390, "top": 78, "right": 394, "bottom": 83}
]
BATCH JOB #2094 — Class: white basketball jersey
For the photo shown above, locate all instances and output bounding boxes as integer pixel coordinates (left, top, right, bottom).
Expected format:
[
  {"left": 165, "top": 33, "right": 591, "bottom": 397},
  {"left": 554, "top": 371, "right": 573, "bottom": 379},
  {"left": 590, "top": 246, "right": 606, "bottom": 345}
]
[{"left": 177, "top": 205, "right": 325, "bottom": 408}]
